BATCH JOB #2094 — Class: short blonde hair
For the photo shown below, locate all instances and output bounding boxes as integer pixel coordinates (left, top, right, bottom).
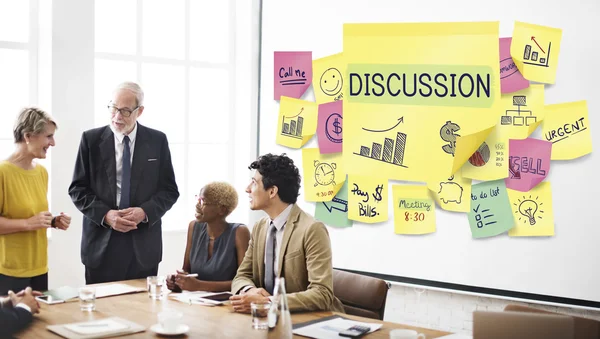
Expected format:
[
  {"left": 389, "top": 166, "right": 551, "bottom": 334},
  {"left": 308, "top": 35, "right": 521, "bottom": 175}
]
[
  {"left": 13, "top": 107, "right": 57, "bottom": 143},
  {"left": 201, "top": 182, "right": 239, "bottom": 216}
]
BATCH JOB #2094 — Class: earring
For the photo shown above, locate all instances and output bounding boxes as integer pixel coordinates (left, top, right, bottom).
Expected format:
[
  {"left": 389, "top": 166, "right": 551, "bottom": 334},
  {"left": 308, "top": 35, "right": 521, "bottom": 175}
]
[{"left": 26, "top": 141, "right": 29, "bottom": 145}]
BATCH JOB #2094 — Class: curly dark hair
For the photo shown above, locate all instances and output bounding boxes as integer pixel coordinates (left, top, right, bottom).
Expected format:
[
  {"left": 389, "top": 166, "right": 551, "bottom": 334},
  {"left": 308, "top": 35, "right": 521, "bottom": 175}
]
[{"left": 248, "top": 153, "right": 301, "bottom": 204}]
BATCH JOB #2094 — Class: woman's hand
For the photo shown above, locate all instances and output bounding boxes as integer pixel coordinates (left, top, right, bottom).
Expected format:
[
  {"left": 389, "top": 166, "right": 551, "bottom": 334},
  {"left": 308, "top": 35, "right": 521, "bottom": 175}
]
[
  {"left": 174, "top": 270, "right": 201, "bottom": 291},
  {"left": 27, "top": 212, "right": 53, "bottom": 230},
  {"left": 166, "top": 274, "right": 182, "bottom": 292},
  {"left": 54, "top": 212, "right": 71, "bottom": 230}
]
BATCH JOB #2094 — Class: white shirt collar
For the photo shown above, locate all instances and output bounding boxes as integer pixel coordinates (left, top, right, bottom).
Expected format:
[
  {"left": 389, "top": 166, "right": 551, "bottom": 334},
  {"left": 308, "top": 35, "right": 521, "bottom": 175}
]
[
  {"left": 110, "top": 122, "right": 138, "bottom": 144},
  {"left": 270, "top": 204, "right": 293, "bottom": 231}
]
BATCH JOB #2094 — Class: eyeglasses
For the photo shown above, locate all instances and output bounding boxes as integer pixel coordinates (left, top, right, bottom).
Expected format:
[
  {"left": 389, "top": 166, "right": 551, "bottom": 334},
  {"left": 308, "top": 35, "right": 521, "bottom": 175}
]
[{"left": 107, "top": 104, "right": 139, "bottom": 117}]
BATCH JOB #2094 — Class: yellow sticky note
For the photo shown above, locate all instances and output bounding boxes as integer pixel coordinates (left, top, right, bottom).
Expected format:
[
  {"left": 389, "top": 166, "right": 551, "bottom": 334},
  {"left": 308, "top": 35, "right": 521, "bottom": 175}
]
[
  {"left": 393, "top": 185, "right": 436, "bottom": 234},
  {"left": 302, "top": 148, "right": 345, "bottom": 202},
  {"left": 428, "top": 169, "right": 472, "bottom": 213},
  {"left": 507, "top": 182, "right": 554, "bottom": 237},
  {"left": 313, "top": 53, "right": 345, "bottom": 104},
  {"left": 497, "top": 84, "right": 545, "bottom": 139},
  {"left": 343, "top": 22, "right": 501, "bottom": 182},
  {"left": 276, "top": 96, "right": 318, "bottom": 149},
  {"left": 347, "top": 175, "right": 388, "bottom": 223},
  {"left": 461, "top": 126, "right": 509, "bottom": 181},
  {"left": 542, "top": 101, "right": 592, "bottom": 160},
  {"left": 511, "top": 21, "right": 562, "bottom": 84}
]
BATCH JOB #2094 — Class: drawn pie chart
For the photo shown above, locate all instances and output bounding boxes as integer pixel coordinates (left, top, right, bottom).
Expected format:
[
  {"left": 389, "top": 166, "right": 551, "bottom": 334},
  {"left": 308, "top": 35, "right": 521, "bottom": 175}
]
[{"left": 468, "top": 142, "right": 490, "bottom": 167}]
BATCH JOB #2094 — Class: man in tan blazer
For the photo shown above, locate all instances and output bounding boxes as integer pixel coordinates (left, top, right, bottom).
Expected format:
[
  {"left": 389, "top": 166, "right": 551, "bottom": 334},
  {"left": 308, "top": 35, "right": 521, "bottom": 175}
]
[{"left": 230, "top": 153, "right": 344, "bottom": 313}]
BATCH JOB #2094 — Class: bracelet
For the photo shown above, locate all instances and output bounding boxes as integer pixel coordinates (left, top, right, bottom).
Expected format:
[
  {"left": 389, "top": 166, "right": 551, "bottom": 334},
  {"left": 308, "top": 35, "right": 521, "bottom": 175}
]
[{"left": 51, "top": 217, "right": 57, "bottom": 228}]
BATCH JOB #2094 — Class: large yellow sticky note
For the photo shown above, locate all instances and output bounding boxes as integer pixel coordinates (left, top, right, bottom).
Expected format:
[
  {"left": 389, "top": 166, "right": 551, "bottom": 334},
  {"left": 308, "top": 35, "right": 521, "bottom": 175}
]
[
  {"left": 347, "top": 175, "right": 388, "bottom": 223},
  {"left": 428, "top": 169, "right": 472, "bottom": 213},
  {"left": 343, "top": 22, "right": 502, "bottom": 183},
  {"left": 276, "top": 96, "right": 318, "bottom": 149},
  {"left": 511, "top": 21, "right": 562, "bottom": 84},
  {"left": 313, "top": 53, "right": 345, "bottom": 104},
  {"left": 497, "top": 84, "right": 545, "bottom": 139},
  {"left": 542, "top": 101, "right": 592, "bottom": 160},
  {"left": 462, "top": 126, "right": 509, "bottom": 181},
  {"left": 507, "top": 182, "right": 554, "bottom": 237},
  {"left": 393, "top": 185, "right": 436, "bottom": 235},
  {"left": 302, "top": 148, "right": 345, "bottom": 202}
]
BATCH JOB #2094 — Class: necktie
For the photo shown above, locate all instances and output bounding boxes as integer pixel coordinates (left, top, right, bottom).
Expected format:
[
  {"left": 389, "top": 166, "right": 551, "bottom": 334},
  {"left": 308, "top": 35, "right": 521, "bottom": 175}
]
[
  {"left": 119, "top": 135, "right": 131, "bottom": 209},
  {"left": 264, "top": 222, "right": 277, "bottom": 294}
]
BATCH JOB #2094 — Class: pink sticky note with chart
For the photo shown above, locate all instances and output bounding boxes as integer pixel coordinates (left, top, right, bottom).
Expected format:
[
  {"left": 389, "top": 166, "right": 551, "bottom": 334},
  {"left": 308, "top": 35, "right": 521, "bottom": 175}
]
[
  {"left": 317, "top": 101, "right": 343, "bottom": 154},
  {"left": 500, "top": 38, "right": 529, "bottom": 93},
  {"left": 274, "top": 51, "right": 312, "bottom": 100},
  {"left": 505, "top": 138, "right": 551, "bottom": 192}
]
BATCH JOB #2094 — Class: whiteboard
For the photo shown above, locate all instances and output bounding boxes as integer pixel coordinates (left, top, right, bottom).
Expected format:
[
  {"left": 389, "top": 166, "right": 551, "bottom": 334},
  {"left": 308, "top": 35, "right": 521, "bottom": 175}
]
[{"left": 258, "top": 0, "right": 600, "bottom": 307}]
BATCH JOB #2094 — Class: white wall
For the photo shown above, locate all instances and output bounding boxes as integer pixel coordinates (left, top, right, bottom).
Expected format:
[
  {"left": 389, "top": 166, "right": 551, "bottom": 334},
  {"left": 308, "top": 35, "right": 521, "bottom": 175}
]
[{"left": 47, "top": 0, "right": 260, "bottom": 289}]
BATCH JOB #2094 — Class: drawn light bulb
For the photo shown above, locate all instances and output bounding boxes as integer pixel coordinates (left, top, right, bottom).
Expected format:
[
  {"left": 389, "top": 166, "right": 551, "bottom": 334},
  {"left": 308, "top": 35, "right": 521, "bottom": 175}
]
[{"left": 518, "top": 200, "right": 538, "bottom": 225}]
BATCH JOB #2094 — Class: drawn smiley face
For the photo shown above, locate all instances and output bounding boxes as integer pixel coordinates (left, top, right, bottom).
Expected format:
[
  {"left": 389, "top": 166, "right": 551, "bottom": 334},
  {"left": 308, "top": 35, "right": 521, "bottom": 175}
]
[{"left": 319, "top": 68, "right": 343, "bottom": 96}]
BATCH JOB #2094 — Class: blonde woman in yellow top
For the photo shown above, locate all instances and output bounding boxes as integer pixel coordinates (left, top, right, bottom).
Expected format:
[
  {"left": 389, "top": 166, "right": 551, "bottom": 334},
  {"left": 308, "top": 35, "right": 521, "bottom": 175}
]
[{"left": 0, "top": 107, "right": 71, "bottom": 295}]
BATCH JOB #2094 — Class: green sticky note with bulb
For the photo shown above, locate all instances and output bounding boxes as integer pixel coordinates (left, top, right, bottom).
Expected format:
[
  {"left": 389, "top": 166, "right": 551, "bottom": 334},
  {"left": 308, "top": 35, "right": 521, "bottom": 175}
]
[{"left": 467, "top": 180, "right": 515, "bottom": 238}]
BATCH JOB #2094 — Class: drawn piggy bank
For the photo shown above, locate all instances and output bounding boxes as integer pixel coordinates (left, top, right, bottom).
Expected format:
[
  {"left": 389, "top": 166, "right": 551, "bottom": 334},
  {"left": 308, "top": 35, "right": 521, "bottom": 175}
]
[{"left": 438, "top": 182, "right": 463, "bottom": 204}]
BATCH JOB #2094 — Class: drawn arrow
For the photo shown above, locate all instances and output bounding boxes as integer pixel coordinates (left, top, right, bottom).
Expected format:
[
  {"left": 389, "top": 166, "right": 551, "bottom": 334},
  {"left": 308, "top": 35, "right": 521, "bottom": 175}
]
[
  {"left": 531, "top": 36, "right": 546, "bottom": 54},
  {"left": 362, "top": 117, "right": 404, "bottom": 133},
  {"left": 322, "top": 201, "right": 348, "bottom": 213},
  {"left": 284, "top": 107, "right": 304, "bottom": 119}
]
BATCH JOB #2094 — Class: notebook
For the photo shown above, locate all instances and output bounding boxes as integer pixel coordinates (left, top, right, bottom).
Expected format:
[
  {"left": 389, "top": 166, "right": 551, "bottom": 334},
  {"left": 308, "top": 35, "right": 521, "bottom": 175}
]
[{"left": 47, "top": 317, "right": 145, "bottom": 339}]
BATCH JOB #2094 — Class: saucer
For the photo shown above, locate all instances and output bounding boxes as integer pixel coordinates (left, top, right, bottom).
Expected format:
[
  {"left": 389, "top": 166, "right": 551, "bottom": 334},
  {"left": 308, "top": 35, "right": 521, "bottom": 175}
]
[{"left": 150, "top": 323, "right": 189, "bottom": 336}]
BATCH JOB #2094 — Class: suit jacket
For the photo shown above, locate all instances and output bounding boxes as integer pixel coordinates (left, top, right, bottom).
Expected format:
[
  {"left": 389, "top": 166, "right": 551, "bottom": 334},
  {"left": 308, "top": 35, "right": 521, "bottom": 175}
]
[
  {"left": 0, "top": 307, "right": 32, "bottom": 337},
  {"left": 68, "top": 123, "right": 180, "bottom": 269},
  {"left": 232, "top": 204, "right": 344, "bottom": 313}
]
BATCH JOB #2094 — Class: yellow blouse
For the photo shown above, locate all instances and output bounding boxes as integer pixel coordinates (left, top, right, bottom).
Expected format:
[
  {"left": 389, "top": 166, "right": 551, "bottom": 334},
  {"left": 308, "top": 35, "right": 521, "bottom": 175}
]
[{"left": 0, "top": 160, "right": 49, "bottom": 277}]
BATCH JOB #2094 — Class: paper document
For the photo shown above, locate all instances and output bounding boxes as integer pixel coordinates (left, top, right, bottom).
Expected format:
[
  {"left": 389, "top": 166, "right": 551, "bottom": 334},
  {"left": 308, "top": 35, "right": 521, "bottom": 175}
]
[
  {"left": 436, "top": 334, "right": 473, "bottom": 339},
  {"left": 64, "top": 318, "right": 129, "bottom": 335},
  {"left": 94, "top": 283, "right": 145, "bottom": 298},
  {"left": 293, "top": 316, "right": 382, "bottom": 339}
]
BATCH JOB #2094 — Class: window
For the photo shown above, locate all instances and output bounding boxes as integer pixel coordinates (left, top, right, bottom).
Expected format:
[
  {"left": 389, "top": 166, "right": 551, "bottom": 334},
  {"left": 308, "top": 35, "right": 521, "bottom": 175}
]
[
  {"left": 0, "top": 0, "right": 52, "bottom": 233},
  {"left": 94, "top": 0, "right": 234, "bottom": 231}
]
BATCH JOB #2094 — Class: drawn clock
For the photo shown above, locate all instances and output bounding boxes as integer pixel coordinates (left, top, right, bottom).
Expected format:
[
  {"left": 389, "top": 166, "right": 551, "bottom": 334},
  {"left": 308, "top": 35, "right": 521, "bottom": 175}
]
[{"left": 313, "top": 160, "right": 337, "bottom": 187}]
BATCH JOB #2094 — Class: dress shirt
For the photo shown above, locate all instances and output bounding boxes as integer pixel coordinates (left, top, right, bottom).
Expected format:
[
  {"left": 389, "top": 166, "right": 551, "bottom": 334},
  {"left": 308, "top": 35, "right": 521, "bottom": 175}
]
[
  {"left": 241, "top": 204, "right": 293, "bottom": 294},
  {"left": 110, "top": 122, "right": 138, "bottom": 207},
  {"left": 265, "top": 203, "right": 293, "bottom": 277}
]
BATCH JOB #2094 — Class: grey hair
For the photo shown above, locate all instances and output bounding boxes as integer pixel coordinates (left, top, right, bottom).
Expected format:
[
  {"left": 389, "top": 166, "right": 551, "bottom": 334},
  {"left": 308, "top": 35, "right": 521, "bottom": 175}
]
[
  {"left": 113, "top": 81, "right": 145, "bottom": 106},
  {"left": 13, "top": 107, "right": 57, "bottom": 143}
]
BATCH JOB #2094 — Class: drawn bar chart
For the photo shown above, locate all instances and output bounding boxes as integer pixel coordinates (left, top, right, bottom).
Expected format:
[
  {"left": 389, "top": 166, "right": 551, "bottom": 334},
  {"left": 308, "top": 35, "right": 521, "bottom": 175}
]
[
  {"left": 281, "top": 116, "right": 304, "bottom": 139},
  {"left": 355, "top": 132, "right": 407, "bottom": 168},
  {"left": 523, "top": 41, "right": 551, "bottom": 67}
]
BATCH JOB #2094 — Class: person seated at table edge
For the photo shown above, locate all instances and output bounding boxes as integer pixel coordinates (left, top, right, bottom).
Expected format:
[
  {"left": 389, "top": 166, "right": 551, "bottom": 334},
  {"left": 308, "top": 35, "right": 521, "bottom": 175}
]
[
  {"left": 0, "top": 287, "right": 42, "bottom": 337},
  {"left": 167, "top": 182, "right": 250, "bottom": 292}
]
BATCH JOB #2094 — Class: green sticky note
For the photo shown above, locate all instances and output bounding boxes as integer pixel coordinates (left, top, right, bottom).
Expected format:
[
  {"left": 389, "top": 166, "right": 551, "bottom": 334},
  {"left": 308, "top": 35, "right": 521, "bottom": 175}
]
[
  {"left": 315, "top": 181, "right": 353, "bottom": 228},
  {"left": 468, "top": 180, "right": 514, "bottom": 238}
]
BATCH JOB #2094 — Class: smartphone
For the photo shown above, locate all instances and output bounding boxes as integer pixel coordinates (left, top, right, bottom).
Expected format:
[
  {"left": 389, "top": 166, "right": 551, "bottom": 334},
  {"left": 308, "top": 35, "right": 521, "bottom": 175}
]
[
  {"left": 35, "top": 295, "right": 65, "bottom": 305},
  {"left": 199, "top": 292, "right": 233, "bottom": 302},
  {"left": 339, "top": 325, "right": 371, "bottom": 338}
]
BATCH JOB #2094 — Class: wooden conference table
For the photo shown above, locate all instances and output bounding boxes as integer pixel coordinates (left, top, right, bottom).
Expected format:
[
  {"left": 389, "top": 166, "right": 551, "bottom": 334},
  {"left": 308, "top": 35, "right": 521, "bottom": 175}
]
[{"left": 17, "top": 279, "right": 451, "bottom": 338}]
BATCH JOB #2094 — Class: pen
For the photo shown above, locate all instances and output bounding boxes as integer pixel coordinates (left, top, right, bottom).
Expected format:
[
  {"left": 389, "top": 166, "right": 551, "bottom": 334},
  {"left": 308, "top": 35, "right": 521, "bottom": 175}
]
[{"left": 185, "top": 273, "right": 198, "bottom": 278}]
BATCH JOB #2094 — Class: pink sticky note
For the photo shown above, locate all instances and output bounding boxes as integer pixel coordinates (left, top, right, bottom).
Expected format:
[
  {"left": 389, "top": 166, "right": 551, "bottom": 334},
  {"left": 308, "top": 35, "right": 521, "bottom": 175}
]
[
  {"left": 506, "top": 138, "right": 551, "bottom": 192},
  {"left": 274, "top": 51, "right": 312, "bottom": 100},
  {"left": 317, "top": 101, "right": 343, "bottom": 154},
  {"left": 500, "top": 38, "right": 529, "bottom": 93}
]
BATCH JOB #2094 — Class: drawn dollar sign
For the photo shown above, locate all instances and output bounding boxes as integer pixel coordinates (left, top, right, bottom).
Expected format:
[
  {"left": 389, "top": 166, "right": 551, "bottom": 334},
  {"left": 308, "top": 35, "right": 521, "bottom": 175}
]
[
  {"left": 372, "top": 184, "right": 383, "bottom": 202},
  {"left": 332, "top": 117, "right": 342, "bottom": 136},
  {"left": 440, "top": 121, "right": 461, "bottom": 157}
]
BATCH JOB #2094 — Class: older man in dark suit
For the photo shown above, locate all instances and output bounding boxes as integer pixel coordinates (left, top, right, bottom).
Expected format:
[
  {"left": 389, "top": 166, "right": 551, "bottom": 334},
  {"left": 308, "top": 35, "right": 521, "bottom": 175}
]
[{"left": 69, "top": 82, "right": 179, "bottom": 284}]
